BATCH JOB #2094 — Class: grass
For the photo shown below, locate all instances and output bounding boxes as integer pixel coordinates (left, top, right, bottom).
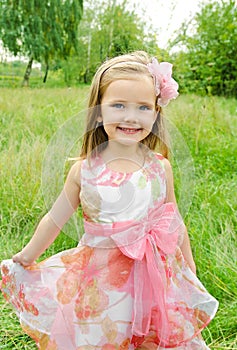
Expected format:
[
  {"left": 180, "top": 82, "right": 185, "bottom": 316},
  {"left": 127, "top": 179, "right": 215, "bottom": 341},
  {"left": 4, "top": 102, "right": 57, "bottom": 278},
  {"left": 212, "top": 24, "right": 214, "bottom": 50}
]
[{"left": 0, "top": 88, "right": 237, "bottom": 349}]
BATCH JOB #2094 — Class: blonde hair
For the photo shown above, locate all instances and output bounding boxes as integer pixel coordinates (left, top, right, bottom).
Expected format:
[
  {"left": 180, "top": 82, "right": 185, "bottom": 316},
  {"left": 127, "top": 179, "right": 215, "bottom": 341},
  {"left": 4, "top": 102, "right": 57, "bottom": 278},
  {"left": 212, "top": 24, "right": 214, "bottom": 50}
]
[{"left": 80, "top": 51, "right": 169, "bottom": 158}]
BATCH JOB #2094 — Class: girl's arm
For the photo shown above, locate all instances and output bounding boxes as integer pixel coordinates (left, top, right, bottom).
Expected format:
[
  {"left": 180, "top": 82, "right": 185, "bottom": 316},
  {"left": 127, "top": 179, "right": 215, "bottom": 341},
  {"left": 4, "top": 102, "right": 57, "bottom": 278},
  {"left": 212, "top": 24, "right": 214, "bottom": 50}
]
[
  {"left": 13, "top": 160, "right": 82, "bottom": 267},
  {"left": 163, "top": 158, "right": 196, "bottom": 275}
]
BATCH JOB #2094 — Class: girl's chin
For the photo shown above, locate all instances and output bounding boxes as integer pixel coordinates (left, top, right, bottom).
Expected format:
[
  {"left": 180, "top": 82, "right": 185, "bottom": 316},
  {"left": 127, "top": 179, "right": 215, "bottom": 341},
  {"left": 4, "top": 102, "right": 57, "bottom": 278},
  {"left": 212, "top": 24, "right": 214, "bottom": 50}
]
[{"left": 109, "top": 137, "right": 140, "bottom": 146}]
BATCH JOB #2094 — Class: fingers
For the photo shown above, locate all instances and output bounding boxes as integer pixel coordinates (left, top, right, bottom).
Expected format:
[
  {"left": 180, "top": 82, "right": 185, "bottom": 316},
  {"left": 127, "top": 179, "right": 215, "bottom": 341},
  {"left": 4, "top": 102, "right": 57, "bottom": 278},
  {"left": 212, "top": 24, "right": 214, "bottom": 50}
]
[{"left": 12, "top": 252, "right": 35, "bottom": 267}]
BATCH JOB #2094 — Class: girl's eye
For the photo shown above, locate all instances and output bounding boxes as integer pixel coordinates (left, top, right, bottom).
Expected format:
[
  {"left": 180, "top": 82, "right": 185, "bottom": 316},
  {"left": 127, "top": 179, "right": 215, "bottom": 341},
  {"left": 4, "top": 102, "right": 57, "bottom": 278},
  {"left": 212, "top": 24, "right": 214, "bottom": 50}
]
[
  {"left": 112, "top": 103, "right": 125, "bottom": 109},
  {"left": 139, "top": 105, "right": 151, "bottom": 111}
]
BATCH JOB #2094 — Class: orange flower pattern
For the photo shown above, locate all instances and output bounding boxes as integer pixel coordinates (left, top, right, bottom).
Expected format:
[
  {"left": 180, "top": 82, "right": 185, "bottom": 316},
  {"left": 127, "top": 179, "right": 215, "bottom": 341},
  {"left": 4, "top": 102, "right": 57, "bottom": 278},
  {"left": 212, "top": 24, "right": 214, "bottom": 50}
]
[{"left": 1, "top": 152, "right": 218, "bottom": 349}]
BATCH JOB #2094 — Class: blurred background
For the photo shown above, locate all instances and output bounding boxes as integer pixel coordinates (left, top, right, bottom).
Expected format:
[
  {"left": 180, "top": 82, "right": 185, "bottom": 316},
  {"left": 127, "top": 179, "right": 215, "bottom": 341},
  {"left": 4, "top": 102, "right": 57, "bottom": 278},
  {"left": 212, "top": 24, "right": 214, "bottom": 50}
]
[{"left": 0, "top": 0, "right": 236, "bottom": 97}]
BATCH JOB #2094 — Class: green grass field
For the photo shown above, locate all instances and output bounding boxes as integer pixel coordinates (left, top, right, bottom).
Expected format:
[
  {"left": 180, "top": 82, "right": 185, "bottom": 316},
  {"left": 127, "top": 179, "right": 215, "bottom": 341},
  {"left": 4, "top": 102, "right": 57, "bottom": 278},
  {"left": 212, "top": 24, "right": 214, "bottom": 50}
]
[{"left": 0, "top": 87, "right": 236, "bottom": 349}]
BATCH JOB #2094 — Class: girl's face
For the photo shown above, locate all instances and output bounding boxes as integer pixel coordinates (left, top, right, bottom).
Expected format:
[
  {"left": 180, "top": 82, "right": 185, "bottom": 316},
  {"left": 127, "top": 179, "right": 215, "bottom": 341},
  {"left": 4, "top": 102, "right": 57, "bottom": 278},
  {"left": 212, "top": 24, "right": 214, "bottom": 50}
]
[{"left": 99, "top": 76, "right": 157, "bottom": 146}]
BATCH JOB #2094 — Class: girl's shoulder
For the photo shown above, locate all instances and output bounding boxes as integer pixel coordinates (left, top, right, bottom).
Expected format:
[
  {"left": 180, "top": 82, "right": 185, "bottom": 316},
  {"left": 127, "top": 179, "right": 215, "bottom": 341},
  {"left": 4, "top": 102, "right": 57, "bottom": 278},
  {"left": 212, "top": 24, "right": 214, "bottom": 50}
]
[
  {"left": 153, "top": 152, "right": 171, "bottom": 167},
  {"left": 70, "top": 157, "right": 84, "bottom": 170},
  {"left": 154, "top": 152, "right": 165, "bottom": 161},
  {"left": 67, "top": 158, "right": 84, "bottom": 187},
  {"left": 152, "top": 152, "right": 173, "bottom": 178}
]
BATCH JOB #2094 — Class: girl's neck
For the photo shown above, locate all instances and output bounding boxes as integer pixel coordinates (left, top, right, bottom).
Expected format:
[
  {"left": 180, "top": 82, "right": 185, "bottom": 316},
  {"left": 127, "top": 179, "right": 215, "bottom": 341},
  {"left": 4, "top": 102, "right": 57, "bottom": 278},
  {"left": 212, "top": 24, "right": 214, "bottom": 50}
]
[
  {"left": 100, "top": 141, "right": 146, "bottom": 173},
  {"left": 106, "top": 140, "right": 139, "bottom": 156}
]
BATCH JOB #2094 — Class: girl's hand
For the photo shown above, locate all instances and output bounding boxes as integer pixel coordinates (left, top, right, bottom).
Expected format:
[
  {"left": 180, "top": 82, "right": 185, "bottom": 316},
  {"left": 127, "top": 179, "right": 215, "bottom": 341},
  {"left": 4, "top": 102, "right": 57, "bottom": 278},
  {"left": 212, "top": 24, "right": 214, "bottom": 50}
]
[{"left": 12, "top": 251, "right": 36, "bottom": 267}]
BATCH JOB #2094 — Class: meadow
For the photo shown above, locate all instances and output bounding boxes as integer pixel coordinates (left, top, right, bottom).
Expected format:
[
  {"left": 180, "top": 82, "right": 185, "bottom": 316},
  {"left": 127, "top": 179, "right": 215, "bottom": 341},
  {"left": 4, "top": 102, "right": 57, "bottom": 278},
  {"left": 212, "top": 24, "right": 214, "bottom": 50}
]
[{"left": 0, "top": 87, "right": 236, "bottom": 349}]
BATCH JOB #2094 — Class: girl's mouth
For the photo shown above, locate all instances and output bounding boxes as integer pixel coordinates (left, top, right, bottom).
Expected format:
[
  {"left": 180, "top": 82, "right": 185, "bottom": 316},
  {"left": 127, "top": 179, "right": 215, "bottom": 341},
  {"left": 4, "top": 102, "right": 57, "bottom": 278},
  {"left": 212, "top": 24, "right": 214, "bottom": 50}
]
[{"left": 117, "top": 127, "right": 142, "bottom": 134}]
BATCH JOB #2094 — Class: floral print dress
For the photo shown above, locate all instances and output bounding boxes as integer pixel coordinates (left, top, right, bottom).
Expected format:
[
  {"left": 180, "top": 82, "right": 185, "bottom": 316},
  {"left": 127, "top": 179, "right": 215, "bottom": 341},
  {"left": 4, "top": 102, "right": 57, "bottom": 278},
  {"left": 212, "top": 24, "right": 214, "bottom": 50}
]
[{"left": 1, "top": 151, "right": 218, "bottom": 350}]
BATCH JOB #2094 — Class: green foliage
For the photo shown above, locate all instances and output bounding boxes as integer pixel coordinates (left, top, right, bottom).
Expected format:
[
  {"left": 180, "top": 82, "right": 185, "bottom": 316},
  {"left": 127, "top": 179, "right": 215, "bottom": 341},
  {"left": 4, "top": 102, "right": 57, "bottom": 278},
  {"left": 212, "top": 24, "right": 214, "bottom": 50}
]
[
  {"left": 60, "top": 0, "right": 167, "bottom": 85},
  {"left": 95, "top": 0, "right": 152, "bottom": 57},
  {"left": 171, "top": 0, "right": 237, "bottom": 97},
  {"left": 0, "top": 0, "right": 83, "bottom": 83},
  {"left": 0, "top": 88, "right": 236, "bottom": 348}
]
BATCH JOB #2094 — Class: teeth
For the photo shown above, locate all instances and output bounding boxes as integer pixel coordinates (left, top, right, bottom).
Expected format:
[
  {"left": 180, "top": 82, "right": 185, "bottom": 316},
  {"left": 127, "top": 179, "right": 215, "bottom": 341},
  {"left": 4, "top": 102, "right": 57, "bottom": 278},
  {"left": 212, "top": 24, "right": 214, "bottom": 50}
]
[{"left": 119, "top": 127, "right": 139, "bottom": 132}]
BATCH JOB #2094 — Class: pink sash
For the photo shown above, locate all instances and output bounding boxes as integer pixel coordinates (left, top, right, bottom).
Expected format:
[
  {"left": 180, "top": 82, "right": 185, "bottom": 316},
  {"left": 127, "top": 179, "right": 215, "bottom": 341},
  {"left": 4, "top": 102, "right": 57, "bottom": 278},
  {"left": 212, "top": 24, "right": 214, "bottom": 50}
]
[{"left": 84, "top": 202, "right": 185, "bottom": 343}]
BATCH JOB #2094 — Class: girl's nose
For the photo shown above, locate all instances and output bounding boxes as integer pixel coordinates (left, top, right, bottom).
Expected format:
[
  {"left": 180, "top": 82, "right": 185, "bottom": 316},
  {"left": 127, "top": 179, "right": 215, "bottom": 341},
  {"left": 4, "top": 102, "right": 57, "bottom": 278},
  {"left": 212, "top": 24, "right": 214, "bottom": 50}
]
[{"left": 123, "top": 105, "right": 138, "bottom": 123}]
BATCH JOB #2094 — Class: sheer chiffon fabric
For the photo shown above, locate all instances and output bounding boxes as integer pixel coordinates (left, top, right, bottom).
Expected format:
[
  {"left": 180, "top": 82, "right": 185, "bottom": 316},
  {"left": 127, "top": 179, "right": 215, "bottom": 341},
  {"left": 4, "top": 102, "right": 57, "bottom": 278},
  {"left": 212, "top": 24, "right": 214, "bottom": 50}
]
[{"left": 1, "top": 152, "right": 218, "bottom": 349}]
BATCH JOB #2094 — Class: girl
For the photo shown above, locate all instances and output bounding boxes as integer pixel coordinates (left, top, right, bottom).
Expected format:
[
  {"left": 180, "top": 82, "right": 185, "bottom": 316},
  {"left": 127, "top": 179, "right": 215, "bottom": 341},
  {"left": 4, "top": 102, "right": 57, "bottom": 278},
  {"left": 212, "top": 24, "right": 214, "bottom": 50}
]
[{"left": 1, "top": 51, "right": 218, "bottom": 350}]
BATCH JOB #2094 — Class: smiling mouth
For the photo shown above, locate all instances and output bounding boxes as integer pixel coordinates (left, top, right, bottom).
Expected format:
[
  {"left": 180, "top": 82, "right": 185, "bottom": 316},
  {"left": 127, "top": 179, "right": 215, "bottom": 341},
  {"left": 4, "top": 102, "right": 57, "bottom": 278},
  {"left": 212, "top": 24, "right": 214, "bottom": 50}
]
[{"left": 117, "top": 127, "right": 142, "bottom": 134}]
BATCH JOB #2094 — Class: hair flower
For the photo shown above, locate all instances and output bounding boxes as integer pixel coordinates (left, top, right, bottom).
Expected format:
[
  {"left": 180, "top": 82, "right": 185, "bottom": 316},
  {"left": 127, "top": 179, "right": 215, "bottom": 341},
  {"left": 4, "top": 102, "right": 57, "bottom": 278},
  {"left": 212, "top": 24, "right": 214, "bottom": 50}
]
[{"left": 147, "top": 57, "right": 179, "bottom": 107}]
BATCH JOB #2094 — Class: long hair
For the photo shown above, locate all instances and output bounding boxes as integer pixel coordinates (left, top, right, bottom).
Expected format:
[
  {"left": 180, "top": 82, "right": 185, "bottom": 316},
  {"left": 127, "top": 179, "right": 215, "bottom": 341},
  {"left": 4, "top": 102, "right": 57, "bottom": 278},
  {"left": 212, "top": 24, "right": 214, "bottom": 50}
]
[{"left": 80, "top": 51, "right": 170, "bottom": 158}]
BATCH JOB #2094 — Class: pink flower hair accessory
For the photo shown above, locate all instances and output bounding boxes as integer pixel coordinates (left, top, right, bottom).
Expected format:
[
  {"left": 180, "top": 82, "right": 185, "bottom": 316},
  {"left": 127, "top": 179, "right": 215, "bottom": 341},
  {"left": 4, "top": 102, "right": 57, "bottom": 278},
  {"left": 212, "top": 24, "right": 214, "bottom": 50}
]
[{"left": 147, "top": 57, "right": 179, "bottom": 107}]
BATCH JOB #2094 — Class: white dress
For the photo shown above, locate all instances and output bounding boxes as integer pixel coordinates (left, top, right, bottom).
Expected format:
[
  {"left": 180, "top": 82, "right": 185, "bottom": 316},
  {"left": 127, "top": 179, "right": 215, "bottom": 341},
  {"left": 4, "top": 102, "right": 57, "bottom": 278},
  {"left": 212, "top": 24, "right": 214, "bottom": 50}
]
[{"left": 1, "top": 151, "right": 218, "bottom": 349}]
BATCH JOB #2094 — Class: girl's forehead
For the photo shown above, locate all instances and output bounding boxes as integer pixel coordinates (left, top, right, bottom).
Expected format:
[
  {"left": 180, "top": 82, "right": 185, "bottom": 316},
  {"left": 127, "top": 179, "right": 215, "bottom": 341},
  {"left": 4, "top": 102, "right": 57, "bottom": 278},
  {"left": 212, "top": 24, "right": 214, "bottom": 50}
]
[{"left": 102, "top": 76, "right": 155, "bottom": 99}]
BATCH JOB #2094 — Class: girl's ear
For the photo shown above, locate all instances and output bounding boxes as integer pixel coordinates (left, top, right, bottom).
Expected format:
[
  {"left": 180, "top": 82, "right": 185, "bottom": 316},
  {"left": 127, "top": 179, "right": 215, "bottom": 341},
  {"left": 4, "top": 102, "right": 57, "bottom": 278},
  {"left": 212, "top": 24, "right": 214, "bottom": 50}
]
[{"left": 155, "top": 105, "right": 161, "bottom": 113}]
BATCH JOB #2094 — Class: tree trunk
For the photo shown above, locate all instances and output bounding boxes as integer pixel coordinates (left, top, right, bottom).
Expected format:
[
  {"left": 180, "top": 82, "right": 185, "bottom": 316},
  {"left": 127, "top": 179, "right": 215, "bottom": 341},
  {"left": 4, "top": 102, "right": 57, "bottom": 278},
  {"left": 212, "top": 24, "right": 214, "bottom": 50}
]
[
  {"left": 84, "top": 31, "right": 92, "bottom": 84},
  {"left": 43, "top": 64, "right": 49, "bottom": 83},
  {"left": 22, "top": 57, "right": 33, "bottom": 87},
  {"left": 107, "top": 0, "right": 116, "bottom": 58}
]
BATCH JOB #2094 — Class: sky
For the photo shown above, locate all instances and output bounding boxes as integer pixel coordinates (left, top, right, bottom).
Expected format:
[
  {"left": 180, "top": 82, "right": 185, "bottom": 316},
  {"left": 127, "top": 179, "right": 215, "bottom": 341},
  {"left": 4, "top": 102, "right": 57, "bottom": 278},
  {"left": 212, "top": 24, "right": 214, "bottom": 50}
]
[{"left": 129, "top": 0, "right": 206, "bottom": 48}]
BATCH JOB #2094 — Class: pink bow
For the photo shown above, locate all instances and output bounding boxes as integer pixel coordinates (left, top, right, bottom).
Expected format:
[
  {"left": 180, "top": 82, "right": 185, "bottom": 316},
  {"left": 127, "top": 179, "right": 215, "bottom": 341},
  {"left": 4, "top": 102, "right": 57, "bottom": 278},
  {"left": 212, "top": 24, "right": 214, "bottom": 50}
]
[{"left": 84, "top": 202, "right": 185, "bottom": 343}]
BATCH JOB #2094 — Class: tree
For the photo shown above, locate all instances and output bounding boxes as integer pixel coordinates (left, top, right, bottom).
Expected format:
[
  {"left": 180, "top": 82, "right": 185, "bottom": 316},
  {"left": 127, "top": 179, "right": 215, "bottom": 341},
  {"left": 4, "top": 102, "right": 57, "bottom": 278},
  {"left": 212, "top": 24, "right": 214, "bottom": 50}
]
[
  {"left": 170, "top": 0, "right": 237, "bottom": 97},
  {"left": 0, "top": 0, "right": 83, "bottom": 85},
  {"left": 61, "top": 0, "right": 165, "bottom": 85}
]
